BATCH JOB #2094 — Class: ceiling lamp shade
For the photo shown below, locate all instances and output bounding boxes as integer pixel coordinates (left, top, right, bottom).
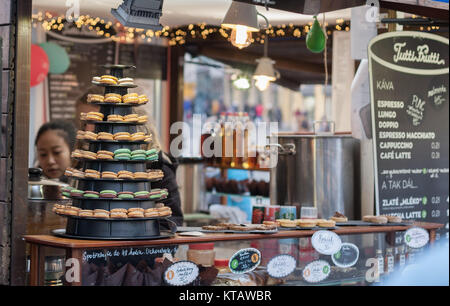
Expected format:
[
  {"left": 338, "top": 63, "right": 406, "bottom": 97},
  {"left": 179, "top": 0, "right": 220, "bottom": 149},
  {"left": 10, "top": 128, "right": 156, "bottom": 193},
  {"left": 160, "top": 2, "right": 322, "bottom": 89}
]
[
  {"left": 253, "top": 57, "right": 280, "bottom": 91},
  {"left": 111, "top": 0, "right": 164, "bottom": 31},
  {"left": 221, "top": 1, "right": 260, "bottom": 49}
]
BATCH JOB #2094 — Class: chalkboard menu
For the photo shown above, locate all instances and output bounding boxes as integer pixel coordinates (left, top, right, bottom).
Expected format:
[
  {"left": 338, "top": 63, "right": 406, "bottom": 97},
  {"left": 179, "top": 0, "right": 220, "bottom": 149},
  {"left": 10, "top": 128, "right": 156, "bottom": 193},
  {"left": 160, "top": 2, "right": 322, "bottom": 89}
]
[
  {"left": 46, "top": 35, "right": 115, "bottom": 120},
  {"left": 368, "top": 31, "right": 449, "bottom": 240},
  {"left": 118, "top": 43, "right": 167, "bottom": 80}
]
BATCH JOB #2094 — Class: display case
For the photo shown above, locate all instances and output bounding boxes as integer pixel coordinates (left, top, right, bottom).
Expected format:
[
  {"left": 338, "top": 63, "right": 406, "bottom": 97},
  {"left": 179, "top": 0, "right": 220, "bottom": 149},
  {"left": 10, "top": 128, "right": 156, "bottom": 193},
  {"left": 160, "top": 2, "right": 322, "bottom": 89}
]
[{"left": 24, "top": 221, "right": 443, "bottom": 286}]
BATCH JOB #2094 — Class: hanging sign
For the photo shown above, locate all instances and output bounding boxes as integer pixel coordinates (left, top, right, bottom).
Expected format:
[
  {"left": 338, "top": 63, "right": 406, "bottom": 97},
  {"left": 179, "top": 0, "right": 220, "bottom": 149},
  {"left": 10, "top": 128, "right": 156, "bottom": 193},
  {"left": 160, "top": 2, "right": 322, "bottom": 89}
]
[
  {"left": 404, "top": 227, "right": 430, "bottom": 248},
  {"left": 302, "top": 260, "right": 331, "bottom": 283},
  {"left": 311, "top": 230, "right": 342, "bottom": 255},
  {"left": 331, "top": 243, "right": 360, "bottom": 268},
  {"left": 267, "top": 254, "right": 297, "bottom": 279},
  {"left": 369, "top": 31, "right": 449, "bottom": 240},
  {"left": 229, "top": 248, "right": 261, "bottom": 274},
  {"left": 164, "top": 261, "right": 199, "bottom": 286}
]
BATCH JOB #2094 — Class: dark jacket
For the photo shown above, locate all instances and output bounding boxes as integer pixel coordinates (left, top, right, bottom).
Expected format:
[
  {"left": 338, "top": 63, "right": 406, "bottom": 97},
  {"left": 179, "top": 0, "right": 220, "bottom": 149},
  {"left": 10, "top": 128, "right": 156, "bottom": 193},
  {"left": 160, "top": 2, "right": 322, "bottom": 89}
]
[{"left": 148, "top": 151, "right": 183, "bottom": 228}]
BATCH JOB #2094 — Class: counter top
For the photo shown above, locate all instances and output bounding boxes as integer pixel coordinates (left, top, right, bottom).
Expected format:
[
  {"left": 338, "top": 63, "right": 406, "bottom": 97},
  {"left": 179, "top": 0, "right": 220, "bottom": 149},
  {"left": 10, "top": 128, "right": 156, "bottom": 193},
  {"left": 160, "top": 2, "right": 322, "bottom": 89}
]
[{"left": 23, "top": 221, "right": 443, "bottom": 249}]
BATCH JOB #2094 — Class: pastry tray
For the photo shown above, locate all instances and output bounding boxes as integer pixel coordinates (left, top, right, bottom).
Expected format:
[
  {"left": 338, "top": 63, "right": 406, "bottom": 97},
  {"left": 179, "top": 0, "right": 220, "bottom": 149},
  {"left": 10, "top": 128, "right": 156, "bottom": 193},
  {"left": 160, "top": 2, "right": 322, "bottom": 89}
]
[
  {"left": 52, "top": 229, "right": 174, "bottom": 241},
  {"left": 80, "top": 139, "right": 150, "bottom": 144},
  {"left": 55, "top": 213, "right": 169, "bottom": 222},
  {"left": 278, "top": 226, "right": 339, "bottom": 231},
  {"left": 335, "top": 220, "right": 413, "bottom": 226},
  {"left": 69, "top": 195, "right": 167, "bottom": 201},
  {"left": 73, "top": 177, "right": 162, "bottom": 182},
  {"left": 95, "top": 83, "right": 138, "bottom": 88},
  {"left": 81, "top": 120, "right": 145, "bottom": 126},
  {"left": 87, "top": 102, "right": 147, "bottom": 107},
  {"left": 200, "top": 229, "right": 278, "bottom": 234},
  {"left": 74, "top": 158, "right": 157, "bottom": 163}
]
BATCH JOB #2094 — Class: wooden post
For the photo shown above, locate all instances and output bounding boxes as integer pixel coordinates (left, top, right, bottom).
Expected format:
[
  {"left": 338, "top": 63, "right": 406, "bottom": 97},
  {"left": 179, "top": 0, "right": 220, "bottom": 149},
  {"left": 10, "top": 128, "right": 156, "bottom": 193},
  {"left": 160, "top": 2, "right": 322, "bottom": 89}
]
[{"left": 10, "top": 0, "right": 31, "bottom": 286}]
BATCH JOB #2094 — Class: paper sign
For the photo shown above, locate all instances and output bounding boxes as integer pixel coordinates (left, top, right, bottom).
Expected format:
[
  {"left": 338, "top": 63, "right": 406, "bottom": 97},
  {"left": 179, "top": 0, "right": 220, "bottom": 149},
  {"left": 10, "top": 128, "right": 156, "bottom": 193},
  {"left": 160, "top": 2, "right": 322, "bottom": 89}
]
[
  {"left": 405, "top": 227, "right": 429, "bottom": 248},
  {"left": 164, "top": 261, "right": 199, "bottom": 286},
  {"left": 267, "top": 254, "right": 297, "bottom": 279},
  {"left": 311, "top": 230, "right": 342, "bottom": 255},
  {"left": 229, "top": 248, "right": 261, "bottom": 274},
  {"left": 302, "top": 260, "right": 331, "bottom": 283}
]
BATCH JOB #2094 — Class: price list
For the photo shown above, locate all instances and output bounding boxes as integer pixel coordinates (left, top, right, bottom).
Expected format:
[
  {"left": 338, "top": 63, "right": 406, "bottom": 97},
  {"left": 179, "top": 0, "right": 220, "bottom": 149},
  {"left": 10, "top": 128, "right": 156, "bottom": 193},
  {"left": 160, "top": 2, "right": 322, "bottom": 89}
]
[{"left": 369, "top": 32, "right": 449, "bottom": 239}]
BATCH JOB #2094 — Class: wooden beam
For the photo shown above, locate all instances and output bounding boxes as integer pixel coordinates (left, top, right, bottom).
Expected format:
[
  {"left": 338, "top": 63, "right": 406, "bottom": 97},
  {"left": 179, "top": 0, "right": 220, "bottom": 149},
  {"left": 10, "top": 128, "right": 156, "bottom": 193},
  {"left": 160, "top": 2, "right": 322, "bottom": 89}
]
[
  {"left": 198, "top": 46, "right": 331, "bottom": 75},
  {"left": 10, "top": 0, "right": 31, "bottom": 286}
]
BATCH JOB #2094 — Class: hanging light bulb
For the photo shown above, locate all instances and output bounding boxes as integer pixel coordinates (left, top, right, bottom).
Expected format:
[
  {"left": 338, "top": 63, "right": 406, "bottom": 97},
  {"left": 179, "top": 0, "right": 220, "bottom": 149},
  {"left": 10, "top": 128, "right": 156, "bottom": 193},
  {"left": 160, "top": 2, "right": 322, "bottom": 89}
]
[
  {"left": 221, "top": 1, "right": 259, "bottom": 49},
  {"left": 253, "top": 57, "right": 279, "bottom": 91},
  {"left": 230, "top": 25, "right": 253, "bottom": 49}
]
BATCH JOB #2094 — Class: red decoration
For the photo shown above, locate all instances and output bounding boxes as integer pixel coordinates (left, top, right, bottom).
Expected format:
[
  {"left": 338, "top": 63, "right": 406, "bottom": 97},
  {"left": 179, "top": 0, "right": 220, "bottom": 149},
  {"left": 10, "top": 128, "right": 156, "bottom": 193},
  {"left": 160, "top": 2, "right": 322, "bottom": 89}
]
[{"left": 30, "top": 44, "right": 49, "bottom": 87}]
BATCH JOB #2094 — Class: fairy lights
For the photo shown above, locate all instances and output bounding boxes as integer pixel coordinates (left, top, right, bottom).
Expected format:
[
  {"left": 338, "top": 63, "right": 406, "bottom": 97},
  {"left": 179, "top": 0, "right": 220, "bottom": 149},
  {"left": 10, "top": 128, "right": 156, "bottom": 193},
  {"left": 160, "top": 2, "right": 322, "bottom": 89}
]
[{"left": 32, "top": 11, "right": 438, "bottom": 46}]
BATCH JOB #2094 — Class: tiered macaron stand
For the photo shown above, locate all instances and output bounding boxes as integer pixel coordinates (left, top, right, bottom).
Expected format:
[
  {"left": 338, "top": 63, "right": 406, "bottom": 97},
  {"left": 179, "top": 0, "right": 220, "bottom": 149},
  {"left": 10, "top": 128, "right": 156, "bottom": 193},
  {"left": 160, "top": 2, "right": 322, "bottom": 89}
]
[{"left": 53, "top": 65, "right": 173, "bottom": 240}]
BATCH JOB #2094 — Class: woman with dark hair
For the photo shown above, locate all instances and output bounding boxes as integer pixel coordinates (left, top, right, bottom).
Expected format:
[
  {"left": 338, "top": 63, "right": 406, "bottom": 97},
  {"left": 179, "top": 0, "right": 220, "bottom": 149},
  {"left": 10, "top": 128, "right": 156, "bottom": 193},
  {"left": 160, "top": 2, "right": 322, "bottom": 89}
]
[{"left": 34, "top": 119, "right": 77, "bottom": 181}]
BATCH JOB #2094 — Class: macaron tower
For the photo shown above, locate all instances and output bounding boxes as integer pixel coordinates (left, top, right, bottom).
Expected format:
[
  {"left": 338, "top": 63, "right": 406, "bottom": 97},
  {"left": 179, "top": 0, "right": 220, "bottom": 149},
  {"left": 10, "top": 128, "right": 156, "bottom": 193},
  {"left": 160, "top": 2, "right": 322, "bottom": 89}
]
[{"left": 55, "top": 65, "right": 170, "bottom": 240}]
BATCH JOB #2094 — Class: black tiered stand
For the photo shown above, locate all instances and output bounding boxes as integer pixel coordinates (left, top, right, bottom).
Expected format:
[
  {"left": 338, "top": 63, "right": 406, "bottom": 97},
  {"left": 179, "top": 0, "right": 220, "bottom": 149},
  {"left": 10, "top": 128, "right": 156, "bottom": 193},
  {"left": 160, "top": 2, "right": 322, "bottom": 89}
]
[{"left": 54, "top": 65, "right": 171, "bottom": 240}]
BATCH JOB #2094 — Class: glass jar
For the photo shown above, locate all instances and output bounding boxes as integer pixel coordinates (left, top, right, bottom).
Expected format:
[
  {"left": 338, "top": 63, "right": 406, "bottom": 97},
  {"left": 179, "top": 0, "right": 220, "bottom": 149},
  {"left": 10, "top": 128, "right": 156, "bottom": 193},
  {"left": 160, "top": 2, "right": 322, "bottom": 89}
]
[
  {"left": 375, "top": 249, "right": 384, "bottom": 276},
  {"left": 214, "top": 259, "right": 230, "bottom": 274},
  {"left": 187, "top": 243, "right": 215, "bottom": 267}
]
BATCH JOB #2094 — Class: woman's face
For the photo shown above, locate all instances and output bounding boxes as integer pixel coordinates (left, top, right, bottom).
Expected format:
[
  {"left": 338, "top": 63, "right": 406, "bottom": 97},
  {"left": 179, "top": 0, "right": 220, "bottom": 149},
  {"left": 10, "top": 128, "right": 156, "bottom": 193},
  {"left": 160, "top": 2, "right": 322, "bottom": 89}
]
[{"left": 36, "top": 130, "right": 71, "bottom": 179}]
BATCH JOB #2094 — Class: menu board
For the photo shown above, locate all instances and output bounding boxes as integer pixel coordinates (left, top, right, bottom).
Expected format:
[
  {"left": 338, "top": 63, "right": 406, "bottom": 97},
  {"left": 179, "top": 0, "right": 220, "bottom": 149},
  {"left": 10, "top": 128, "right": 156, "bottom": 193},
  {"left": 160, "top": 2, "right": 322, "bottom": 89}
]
[
  {"left": 46, "top": 35, "right": 115, "bottom": 120},
  {"left": 118, "top": 43, "right": 167, "bottom": 80},
  {"left": 368, "top": 31, "right": 449, "bottom": 239}
]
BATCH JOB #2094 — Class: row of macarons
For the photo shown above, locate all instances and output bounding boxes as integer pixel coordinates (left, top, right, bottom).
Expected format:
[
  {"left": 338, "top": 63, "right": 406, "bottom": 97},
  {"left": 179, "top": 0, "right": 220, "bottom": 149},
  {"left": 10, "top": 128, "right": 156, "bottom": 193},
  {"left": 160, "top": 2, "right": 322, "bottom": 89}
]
[
  {"left": 64, "top": 168, "right": 164, "bottom": 180},
  {"left": 87, "top": 93, "right": 148, "bottom": 105},
  {"left": 76, "top": 130, "right": 152, "bottom": 142},
  {"left": 71, "top": 148, "right": 159, "bottom": 161},
  {"left": 91, "top": 75, "right": 135, "bottom": 86},
  {"left": 62, "top": 186, "right": 168, "bottom": 200},
  {"left": 80, "top": 112, "right": 147, "bottom": 123},
  {"left": 53, "top": 204, "right": 172, "bottom": 219}
]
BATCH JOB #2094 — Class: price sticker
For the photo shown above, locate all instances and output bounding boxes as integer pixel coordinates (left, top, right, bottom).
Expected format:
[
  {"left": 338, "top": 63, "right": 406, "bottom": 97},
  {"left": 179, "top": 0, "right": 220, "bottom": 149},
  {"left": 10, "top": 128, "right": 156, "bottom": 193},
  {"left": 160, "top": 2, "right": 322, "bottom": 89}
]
[
  {"left": 404, "top": 227, "right": 429, "bottom": 248},
  {"left": 332, "top": 243, "right": 360, "bottom": 268},
  {"left": 267, "top": 254, "right": 297, "bottom": 279},
  {"left": 311, "top": 230, "right": 342, "bottom": 255},
  {"left": 164, "top": 261, "right": 199, "bottom": 286},
  {"left": 229, "top": 248, "right": 261, "bottom": 274},
  {"left": 302, "top": 260, "right": 331, "bottom": 283}
]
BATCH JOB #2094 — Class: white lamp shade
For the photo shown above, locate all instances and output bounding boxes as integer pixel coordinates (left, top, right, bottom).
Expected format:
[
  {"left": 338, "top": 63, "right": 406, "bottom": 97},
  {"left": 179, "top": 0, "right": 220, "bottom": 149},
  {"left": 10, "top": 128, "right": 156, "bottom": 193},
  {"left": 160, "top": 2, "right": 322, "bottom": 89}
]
[
  {"left": 221, "top": 1, "right": 259, "bottom": 32},
  {"left": 253, "top": 57, "right": 279, "bottom": 81}
]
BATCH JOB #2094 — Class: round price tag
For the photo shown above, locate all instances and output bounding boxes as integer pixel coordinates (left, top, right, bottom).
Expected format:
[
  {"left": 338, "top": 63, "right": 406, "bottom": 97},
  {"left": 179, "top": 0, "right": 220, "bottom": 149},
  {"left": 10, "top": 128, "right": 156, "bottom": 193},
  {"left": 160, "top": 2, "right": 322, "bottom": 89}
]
[
  {"left": 311, "top": 230, "right": 342, "bottom": 255},
  {"left": 332, "top": 243, "right": 360, "bottom": 268},
  {"left": 302, "top": 260, "right": 331, "bottom": 283},
  {"left": 229, "top": 248, "right": 261, "bottom": 274},
  {"left": 404, "top": 227, "right": 429, "bottom": 249},
  {"left": 164, "top": 261, "right": 199, "bottom": 286},
  {"left": 267, "top": 254, "right": 297, "bottom": 279}
]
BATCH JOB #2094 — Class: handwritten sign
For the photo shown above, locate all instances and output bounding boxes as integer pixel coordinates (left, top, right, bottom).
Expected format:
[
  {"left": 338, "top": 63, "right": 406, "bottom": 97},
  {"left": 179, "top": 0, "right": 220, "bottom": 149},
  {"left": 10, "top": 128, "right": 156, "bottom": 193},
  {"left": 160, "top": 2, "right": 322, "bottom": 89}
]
[
  {"left": 311, "top": 230, "right": 342, "bottom": 255},
  {"left": 82, "top": 246, "right": 177, "bottom": 262},
  {"left": 369, "top": 31, "right": 449, "bottom": 240},
  {"left": 229, "top": 248, "right": 261, "bottom": 274},
  {"left": 332, "top": 243, "right": 360, "bottom": 268},
  {"left": 405, "top": 227, "right": 430, "bottom": 248},
  {"left": 164, "top": 261, "right": 199, "bottom": 286},
  {"left": 267, "top": 255, "right": 297, "bottom": 279},
  {"left": 302, "top": 260, "right": 331, "bottom": 283}
]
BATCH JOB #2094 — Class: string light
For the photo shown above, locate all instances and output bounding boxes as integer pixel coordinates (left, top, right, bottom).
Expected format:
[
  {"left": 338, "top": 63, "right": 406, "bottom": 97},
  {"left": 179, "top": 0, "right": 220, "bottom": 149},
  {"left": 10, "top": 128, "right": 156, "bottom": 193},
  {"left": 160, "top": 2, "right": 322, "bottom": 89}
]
[{"left": 32, "top": 11, "right": 438, "bottom": 46}]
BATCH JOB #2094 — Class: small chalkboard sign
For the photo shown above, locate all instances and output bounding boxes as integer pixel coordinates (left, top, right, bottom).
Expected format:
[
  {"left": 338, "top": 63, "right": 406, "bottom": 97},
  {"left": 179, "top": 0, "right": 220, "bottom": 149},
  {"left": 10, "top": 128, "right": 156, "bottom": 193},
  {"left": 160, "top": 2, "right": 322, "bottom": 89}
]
[
  {"left": 229, "top": 248, "right": 261, "bottom": 274},
  {"left": 331, "top": 243, "right": 360, "bottom": 268},
  {"left": 369, "top": 31, "right": 449, "bottom": 239}
]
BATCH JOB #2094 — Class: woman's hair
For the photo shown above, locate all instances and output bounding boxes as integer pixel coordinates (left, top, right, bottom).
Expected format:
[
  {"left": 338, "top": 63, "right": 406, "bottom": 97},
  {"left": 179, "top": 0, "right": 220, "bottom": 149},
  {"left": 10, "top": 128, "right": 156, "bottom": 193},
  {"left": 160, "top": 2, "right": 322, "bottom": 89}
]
[{"left": 35, "top": 119, "right": 77, "bottom": 151}]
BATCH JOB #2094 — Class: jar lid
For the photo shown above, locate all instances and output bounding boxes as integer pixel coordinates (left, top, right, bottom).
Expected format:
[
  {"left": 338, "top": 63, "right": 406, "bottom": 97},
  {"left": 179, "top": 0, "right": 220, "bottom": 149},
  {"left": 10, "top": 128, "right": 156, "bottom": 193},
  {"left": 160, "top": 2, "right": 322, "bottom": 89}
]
[
  {"left": 214, "top": 259, "right": 229, "bottom": 267},
  {"left": 189, "top": 243, "right": 215, "bottom": 250}
]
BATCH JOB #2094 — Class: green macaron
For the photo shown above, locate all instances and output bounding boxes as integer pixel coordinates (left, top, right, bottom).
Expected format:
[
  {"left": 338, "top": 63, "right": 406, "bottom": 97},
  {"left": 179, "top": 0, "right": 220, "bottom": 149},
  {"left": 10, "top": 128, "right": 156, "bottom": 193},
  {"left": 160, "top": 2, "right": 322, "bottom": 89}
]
[
  {"left": 146, "top": 154, "right": 158, "bottom": 161},
  {"left": 145, "top": 149, "right": 158, "bottom": 156},
  {"left": 131, "top": 149, "right": 146, "bottom": 155},
  {"left": 114, "top": 148, "right": 132, "bottom": 155},
  {"left": 114, "top": 153, "right": 131, "bottom": 160}
]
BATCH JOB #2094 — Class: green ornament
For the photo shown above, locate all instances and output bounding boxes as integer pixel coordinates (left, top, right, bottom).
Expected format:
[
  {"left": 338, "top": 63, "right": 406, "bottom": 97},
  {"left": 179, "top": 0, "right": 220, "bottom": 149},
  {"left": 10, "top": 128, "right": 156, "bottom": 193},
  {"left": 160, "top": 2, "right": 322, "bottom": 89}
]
[{"left": 306, "top": 16, "right": 326, "bottom": 53}]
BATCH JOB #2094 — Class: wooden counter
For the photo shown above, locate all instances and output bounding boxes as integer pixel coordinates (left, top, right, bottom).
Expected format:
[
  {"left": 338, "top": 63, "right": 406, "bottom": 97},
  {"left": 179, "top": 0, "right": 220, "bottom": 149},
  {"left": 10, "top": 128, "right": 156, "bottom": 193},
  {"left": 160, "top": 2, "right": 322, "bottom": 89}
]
[{"left": 23, "top": 221, "right": 443, "bottom": 286}]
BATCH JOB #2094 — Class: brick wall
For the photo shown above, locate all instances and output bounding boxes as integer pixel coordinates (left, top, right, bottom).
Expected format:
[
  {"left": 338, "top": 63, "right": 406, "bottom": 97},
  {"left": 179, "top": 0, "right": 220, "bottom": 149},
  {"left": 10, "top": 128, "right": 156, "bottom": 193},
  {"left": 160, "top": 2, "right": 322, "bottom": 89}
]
[{"left": 0, "top": 0, "right": 14, "bottom": 285}]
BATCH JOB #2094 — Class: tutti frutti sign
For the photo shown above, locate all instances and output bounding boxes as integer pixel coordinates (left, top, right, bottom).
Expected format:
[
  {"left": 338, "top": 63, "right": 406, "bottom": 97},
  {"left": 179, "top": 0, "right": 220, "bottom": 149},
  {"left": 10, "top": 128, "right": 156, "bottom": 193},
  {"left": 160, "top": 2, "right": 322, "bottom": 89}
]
[{"left": 368, "top": 31, "right": 449, "bottom": 237}]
